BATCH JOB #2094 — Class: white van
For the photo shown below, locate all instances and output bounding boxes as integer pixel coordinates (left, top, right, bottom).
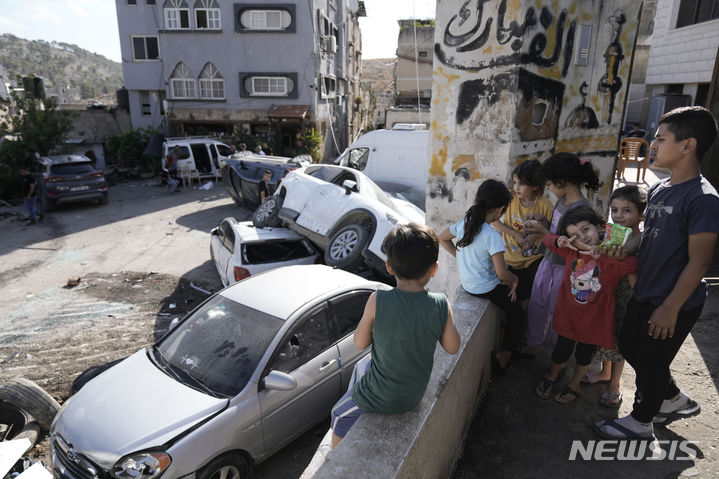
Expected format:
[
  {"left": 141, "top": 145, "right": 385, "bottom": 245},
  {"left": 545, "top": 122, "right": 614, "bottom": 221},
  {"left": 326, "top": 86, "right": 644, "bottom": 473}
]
[
  {"left": 334, "top": 124, "right": 429, "bottom": 191},
  {"left": 163, "top": 137, "right": 234, "bottom": 178}
]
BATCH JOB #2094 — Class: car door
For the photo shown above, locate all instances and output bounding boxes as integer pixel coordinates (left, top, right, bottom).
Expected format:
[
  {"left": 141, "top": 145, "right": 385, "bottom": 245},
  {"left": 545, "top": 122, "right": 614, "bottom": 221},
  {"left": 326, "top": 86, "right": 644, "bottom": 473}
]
[
  {"left": 295, "top": 168, "right": 357, "bottom": 236},
  {"left": 210, "top": 220, "right": 234, "bottom": 286},
  {"left": 327, "top": 290, "right": 373, "bottom": 392},
  {"left": 258, "top": 304, "right": 341, "bottom": 454}
]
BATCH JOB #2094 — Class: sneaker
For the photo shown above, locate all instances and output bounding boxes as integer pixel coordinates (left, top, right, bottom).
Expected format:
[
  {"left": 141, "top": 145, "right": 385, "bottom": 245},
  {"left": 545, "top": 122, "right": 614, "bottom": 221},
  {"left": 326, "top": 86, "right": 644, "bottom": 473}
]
[
  {"left": 26, "top": 219, "right": 37, "bottom": 225},
  {"left": 654, "top": 392, "right": 701, "bottom": 426}
]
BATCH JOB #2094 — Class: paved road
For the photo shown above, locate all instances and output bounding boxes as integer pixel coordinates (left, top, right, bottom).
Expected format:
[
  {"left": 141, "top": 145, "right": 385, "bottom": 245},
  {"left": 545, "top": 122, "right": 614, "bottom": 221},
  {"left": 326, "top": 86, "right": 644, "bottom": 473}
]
[{"left": 0, "top": 179, "right": 323, "bottom": 477}]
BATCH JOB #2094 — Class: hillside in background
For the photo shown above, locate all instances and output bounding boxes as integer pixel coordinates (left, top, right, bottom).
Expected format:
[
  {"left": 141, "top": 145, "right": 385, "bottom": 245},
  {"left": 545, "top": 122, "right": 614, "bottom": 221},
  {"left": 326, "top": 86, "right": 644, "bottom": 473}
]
[{"left": 0, "top": 33, "right": 122, "bottom": 103}]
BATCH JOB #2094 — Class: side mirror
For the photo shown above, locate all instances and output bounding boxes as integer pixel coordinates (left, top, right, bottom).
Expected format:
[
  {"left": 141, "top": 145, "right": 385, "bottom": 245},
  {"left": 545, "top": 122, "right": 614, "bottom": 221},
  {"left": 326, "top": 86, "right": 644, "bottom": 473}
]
[
  {"left": 263, "top": 370, "right": 297, "bottom": 391},
  {"left": 211, "top": 227, "right": 218, "bottom": 235},
  {"left": 342, "top": 180, "right": 357, "bottom": 195}
]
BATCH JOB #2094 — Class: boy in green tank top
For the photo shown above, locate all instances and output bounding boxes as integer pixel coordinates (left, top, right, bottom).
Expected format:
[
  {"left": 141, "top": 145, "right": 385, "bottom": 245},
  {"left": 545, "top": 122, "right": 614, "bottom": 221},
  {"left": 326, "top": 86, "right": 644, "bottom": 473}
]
[{"left": 331, "top": 223, "right": 461, "bottom": 448}]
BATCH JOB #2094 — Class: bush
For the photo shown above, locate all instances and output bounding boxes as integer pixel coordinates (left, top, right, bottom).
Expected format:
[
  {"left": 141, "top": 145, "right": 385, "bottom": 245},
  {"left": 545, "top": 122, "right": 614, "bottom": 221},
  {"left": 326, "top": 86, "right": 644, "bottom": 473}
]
[{"left": 105, "top": 127, "right": 160, "bottom": 170}]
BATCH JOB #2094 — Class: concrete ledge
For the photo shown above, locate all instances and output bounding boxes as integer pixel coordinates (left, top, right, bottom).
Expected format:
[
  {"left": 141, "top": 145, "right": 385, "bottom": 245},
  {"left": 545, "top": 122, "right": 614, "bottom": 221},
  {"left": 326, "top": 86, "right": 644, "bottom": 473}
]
[{"left": 301, "top": 290, "right": 502, "bottom": 479}]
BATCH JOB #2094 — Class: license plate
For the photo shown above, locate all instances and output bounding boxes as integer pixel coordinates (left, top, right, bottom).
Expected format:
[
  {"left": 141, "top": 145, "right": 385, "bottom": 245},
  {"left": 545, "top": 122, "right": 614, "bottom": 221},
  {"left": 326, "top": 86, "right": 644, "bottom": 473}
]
[{"left": 70, "top": 185, "right": 90, "bottom": 191}]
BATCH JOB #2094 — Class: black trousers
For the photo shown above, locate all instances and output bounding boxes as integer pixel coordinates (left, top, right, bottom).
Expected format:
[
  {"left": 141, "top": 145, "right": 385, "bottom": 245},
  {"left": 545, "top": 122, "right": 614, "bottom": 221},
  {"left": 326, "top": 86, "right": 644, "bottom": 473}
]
[
  {"left": 475, "top": 284, "right": 526, "bottom": 352},
  {"left": 619, "top": 297, "right": 704, "bottom": 423},
  {"left": 551, "top": 334, "right": 596, "bottom": 366},
  {"left": 508, "top": 256, "right": 542, "bottom": 302}
]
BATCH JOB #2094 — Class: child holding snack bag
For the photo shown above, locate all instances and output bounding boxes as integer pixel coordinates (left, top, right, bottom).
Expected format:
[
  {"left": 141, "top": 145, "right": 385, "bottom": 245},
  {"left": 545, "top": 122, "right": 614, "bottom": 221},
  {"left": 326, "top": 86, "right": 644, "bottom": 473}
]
[
  {"left": 582, "top": 186, "right": 646, "bottom": 408},
  {"left": 491, "top": 160, "right": 553, "bottom": 302}
]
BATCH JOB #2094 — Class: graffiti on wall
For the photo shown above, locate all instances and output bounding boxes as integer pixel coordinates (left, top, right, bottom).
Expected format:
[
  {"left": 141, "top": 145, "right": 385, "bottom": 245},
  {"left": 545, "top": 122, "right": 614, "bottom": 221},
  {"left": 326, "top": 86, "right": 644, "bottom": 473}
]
[
  {"left": 597, "top": 11, "right": 626, "bottom": 124},
  {"left": 436, "top": 0, "right": 576, "bottom": 77}
]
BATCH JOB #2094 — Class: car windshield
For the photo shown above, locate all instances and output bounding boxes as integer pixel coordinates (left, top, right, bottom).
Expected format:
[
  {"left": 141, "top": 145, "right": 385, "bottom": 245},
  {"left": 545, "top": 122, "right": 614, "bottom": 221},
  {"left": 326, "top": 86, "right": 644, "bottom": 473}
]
[
  {"left": 156, "top": 294, "right": 284, "bottom": 397},
  {"left": 50, "top": 163, "right": 96, "bottom": 176}
]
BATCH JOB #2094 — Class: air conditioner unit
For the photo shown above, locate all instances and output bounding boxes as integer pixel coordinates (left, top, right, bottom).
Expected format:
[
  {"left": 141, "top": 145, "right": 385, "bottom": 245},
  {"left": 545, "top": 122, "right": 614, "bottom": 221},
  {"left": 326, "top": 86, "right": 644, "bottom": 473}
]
[{"left": 326, "top": 35, "right": 337, "bottom": 53}]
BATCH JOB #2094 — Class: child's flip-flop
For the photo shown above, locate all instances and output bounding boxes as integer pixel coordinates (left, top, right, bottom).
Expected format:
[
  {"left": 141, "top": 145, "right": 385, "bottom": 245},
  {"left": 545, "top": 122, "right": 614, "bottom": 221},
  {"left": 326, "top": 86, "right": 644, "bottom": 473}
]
[
  {"left": 600, "top": 390, "right": 623, "bottom": 408},
  {"left": 553, "top": 385, "right": 580, "bottom": 404},
  {"left": 581, "top": 369, "right": 609, "bottom": 385}
]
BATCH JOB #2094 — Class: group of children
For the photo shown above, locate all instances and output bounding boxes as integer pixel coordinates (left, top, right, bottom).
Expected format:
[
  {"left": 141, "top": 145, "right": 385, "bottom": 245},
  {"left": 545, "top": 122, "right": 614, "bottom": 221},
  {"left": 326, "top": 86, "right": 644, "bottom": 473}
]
[{"left": 329, "top": 106, "right": 719, "bottom": 447}]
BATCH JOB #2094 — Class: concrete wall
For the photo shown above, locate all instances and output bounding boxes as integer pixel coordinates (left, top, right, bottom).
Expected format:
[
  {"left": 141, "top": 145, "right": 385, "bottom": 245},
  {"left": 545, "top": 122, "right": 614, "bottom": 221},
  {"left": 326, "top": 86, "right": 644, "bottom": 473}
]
[
  {"left": 303, "top": 292, "right": 500, "bottom": 479},
  {"left": 645, "top": 0, "right": 719, "bottom": 86},
  {"left": 396, "top": 21, "right": 435, "bottom": 99}
]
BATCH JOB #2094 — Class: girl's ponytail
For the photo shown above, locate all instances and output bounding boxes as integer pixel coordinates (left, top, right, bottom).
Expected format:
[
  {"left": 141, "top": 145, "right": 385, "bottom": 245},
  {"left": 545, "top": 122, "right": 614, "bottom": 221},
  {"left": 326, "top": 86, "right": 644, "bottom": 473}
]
[
  {"left": 543, "top": 152, "right": 600, "bottom": 191},
  {"left": 457, "top": 179, "right": 511, "bottom": 248}
]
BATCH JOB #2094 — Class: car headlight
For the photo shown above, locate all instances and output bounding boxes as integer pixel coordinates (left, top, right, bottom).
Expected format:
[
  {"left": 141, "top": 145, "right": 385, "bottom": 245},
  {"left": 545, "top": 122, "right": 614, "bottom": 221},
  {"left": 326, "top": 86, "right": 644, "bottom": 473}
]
[
  {"left": 112, "top": 452, "right": 171, "bottom": 479},
  {"left": 386, "top": 213, "right": 398, "bottom": 225}
]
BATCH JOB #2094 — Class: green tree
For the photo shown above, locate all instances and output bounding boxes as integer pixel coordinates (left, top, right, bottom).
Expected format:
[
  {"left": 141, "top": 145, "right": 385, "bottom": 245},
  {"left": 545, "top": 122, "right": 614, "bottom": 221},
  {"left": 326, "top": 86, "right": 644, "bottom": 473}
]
[{"left": 0, "top": 93, "right": 73, "bottom": 197}]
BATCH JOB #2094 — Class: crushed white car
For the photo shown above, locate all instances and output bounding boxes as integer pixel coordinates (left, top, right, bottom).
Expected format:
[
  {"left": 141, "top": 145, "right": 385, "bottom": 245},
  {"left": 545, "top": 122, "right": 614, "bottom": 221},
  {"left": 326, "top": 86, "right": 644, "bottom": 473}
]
[
  {"left": 252, "top": 165, "right": 425, "bottom": 274},
  {"left": 210, "top": 219, "right": 319, "bottom": 286}
]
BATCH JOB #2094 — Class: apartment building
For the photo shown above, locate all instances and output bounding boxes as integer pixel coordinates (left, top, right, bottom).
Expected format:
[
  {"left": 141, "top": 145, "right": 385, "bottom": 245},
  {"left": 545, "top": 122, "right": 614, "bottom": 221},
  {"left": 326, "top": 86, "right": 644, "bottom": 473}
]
[
  {"left": 385, "top": 19, "right": 433, "bottom": 128},
  {"left": 115, "top": 0, "right": 365, "bottom": 156},
  {"left": 638, "top": 0, "right": 719, "bottom": 133}
]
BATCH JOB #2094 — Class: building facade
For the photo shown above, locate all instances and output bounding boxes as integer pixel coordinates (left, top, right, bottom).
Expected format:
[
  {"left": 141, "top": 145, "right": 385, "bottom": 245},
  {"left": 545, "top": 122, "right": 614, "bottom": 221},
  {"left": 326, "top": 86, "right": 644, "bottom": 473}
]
[
  {"left": 642, "top": 0, "right": 719, "bottom": 133},
  {"left": 385, "top": 19, "right": 433, "bottom": 128},
  {"left": 115, "top": 0, "right": 365, "bottom": 157}
]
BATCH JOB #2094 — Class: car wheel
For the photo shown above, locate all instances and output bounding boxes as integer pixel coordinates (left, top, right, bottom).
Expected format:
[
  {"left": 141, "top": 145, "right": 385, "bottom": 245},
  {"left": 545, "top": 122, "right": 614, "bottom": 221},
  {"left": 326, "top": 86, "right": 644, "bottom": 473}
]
[
  {"left": 99, "top": 193, "right": 109, "bottom": 205},
  {"left": 0, "top": 378, "right": 61, "bottom": 431},
  {"left": 324, "top": 224, "right": 369, "bottom": 271},
  {"left": 252, "top": 196, "right": 282, "bottom": 228},
  {"left": 197, "top": 454, "right": 249, "bottom": 479},
  {"left": 0, "top": 402, "right": 40, "bottom": 445}
]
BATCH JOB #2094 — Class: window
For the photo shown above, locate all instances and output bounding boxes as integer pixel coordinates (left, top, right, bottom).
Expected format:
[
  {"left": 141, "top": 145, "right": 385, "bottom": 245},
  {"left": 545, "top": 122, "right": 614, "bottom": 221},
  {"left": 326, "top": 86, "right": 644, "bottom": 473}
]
[
  {"left": 329, "top": 292, "right": 371, "bottom": 339},
  {"left": 164, "top": 0, "right": 190, "bottom": 29},
  {"left": 199, "top": 63, "right": 224, "bottom": 99},
  {"left": 676, "top": 0, "right": 719, "bottom": 27},
  {"left": 237, "top": 7, "right": 294, "bottom": 31},
  {"left": 271, "top": 308, "right": 331, "bottom": 373},
  {"left": 147, "top": 0, "right": 155, "bottom": 4},
  {"left": 195, "top": 0, "right": 220, "bottom": 29},
  {"left": 251, "top": 76, "right": 288, "bottom": 96},
  {"left": 128, "top": 0, "right": 137, "bottom": 4},
  {"left": 219, "top": 221, "right": 235, "bottom": 252},
  {"left": 140, "top": 91, "right": 151, "bottom": 115},
  {"left": 322, "top": 76, "right": 336, "bottom": 98},
  {"left": 243, "top": 240, "right": 315, "bottom": 265},
  {"left": 132, "top": 36, "right": 160, "bottom": 60},
  {"left": 169, "top": 62, "right": 196, "bottom": 98}
]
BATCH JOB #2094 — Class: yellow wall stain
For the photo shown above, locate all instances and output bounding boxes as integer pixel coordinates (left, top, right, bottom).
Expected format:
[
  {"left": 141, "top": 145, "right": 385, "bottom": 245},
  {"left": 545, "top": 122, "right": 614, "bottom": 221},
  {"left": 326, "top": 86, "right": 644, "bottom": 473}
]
[
  {"left": 556, "top": 135, "right": 618, "bottom": 153},
  {"left": 452, "top": 154, "right": 482, "bottom": 181},
  {"left": 581, "top": 12, "right": 594, "bottom": 22},
  {"left": 430, "top": 135, "right": 449, "bottom": 176},
  {"left": 483, "top": 46, "right": 493, "bottom": 54}
]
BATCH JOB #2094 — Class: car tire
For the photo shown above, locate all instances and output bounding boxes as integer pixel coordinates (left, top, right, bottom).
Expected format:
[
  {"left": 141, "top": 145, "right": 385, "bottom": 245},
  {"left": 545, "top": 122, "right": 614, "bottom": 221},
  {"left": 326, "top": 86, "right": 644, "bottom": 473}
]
[
  {"left": 99, "top": 193, "right": 109, "bottom": 205},
  {"left": 252, "top": 196, "right": 282, "bottom": 228},
  {"left": 324, "top": 224, "right": 369, "bottom": 271},
  {"left": 197, "top": 454, "right": 249, "bottom": 479},
  {"left": 0, "top": 402, "right": 40, "bottom": 445},
  {"left": 0, "top": 378, "right": 61, "bottom": 431}
]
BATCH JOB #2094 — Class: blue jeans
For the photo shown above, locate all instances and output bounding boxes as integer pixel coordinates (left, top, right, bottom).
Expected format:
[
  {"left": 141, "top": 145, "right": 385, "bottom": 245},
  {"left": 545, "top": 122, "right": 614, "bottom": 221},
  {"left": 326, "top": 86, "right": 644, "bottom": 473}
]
[{"left": 24, "top": 196, "right": 40, "bottom": 221}]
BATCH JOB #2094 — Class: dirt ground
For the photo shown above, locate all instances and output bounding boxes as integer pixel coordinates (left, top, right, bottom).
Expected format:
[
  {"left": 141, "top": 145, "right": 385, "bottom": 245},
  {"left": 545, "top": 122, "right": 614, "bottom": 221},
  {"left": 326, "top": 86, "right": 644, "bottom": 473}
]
[
  {"left": 0, "top": 181, "right": 325, "bottom": 476},
  {"left": 454, "top": 280, "right": 719, "bottom": 479}
]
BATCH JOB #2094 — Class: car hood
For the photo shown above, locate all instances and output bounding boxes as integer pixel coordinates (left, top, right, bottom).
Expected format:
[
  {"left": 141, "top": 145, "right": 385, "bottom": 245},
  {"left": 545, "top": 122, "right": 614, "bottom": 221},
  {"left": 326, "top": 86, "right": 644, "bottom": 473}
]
[
  {"left": 52, "top": 350, "right": 228, "bottom": 468},
  {"left": 390, "top": 198, "right": 425, "bottom": 224}
]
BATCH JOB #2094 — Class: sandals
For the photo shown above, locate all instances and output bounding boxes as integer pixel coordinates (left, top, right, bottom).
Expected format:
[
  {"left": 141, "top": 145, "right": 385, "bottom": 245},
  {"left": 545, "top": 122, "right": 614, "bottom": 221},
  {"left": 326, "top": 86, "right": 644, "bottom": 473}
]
[
  {"left": 553, "top": 385, "right": 580, "bottom": 404},
  {"left": 600, "top": 390, "right": 623, "bottom": 408},
  {"left": 490, "top": 351, "right": 509, "bottom": 375},
  {"left": 581, "top": 369, "right": 610, "bottom": 385},
  {"left": 535, "top": 373, "right": 556, "bottom": 399}
]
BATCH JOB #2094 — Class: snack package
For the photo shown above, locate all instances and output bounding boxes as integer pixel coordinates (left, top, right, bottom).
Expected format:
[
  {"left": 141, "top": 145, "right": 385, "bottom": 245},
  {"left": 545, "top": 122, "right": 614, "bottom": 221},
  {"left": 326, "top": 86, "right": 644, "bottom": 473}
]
[{"left": 601, "top": 223, "right": 632, "bottom": 248}]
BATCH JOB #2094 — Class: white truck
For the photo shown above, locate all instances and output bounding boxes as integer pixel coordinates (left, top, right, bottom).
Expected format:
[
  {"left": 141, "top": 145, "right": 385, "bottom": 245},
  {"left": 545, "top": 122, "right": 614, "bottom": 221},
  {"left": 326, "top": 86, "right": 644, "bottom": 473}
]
[{"left": 334, "top": 124, "right": 430, "bottom": 192}]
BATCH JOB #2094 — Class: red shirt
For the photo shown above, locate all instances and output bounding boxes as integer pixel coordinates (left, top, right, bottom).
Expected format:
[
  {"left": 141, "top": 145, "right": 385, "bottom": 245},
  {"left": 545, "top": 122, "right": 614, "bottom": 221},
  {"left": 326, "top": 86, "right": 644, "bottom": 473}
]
[{"left": 543, "top": 234, "right": 638, "bottom": 349}]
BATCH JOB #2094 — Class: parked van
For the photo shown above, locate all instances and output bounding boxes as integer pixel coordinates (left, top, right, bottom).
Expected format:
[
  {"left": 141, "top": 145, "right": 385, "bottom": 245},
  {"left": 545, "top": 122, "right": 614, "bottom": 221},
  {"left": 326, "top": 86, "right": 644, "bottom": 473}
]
[
  {"left": 334, "top": 124, "right": 429, "bottom": 191},
  {"left": 162, "top": 137, "right": 234, "bottom": 178}
]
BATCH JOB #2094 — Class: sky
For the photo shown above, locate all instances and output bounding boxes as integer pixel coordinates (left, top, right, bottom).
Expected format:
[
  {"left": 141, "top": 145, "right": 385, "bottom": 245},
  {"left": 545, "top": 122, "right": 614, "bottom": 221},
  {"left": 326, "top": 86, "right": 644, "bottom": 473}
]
[{"left": 0, "top": 0, "right": 436, "bottom": 63}]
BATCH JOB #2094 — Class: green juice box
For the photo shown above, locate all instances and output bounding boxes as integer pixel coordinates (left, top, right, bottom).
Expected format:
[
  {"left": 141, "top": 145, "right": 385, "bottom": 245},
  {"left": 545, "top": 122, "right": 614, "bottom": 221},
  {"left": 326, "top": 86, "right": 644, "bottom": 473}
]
[{"left": 601, "top": 223, "right": 632, "bottom": 248}]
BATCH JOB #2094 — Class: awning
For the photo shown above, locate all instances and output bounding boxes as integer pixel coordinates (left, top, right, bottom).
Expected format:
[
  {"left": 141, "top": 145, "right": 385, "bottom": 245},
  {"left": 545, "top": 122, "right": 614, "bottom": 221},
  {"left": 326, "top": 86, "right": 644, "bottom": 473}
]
[{"left": 268, "top": 104, "right": 310, "bottom": 119}]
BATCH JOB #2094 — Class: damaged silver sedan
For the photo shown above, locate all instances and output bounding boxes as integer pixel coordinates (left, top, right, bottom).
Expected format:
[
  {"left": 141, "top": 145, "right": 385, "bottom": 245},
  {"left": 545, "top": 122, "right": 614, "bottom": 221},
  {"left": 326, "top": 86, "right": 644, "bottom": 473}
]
[{"left": 50, "top": 265, "right": 389, "bottom": 479}]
